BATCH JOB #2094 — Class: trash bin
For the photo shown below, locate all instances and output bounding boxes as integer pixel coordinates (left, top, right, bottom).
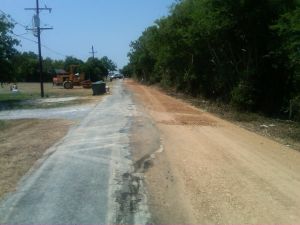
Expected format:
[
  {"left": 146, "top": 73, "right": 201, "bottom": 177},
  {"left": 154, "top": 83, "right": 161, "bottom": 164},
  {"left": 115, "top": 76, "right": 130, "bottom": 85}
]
[{"left": 92, "top": 81, "right": 106, "bottom": 95}]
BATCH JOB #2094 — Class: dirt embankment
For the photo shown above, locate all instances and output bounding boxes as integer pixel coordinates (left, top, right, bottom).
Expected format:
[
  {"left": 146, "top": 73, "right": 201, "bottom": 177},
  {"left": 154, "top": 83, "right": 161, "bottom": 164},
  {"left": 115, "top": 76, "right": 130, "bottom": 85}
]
[
  {"left": 0, "top": 119, "right": 73, "bottom": 199},
  {"left": 126, "top": 80, "right": 300, "bottom": 224}
]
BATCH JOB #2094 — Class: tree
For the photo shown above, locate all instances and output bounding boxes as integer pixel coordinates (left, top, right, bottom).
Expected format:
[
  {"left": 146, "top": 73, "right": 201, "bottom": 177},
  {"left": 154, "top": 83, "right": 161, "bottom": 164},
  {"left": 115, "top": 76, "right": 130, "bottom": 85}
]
[
  {"left": 43, "top": 57, "right": 55, "bottom": 82},
  {"left": 120, "top": 64, "right": 133, "bottom": 77},
  {"left": 64, "top": 56, "right": 84, "bottom": 72},
  {"left": 52, "top": 59, "right": 64, "bottom": 69},
  {"left": 12, "top": 51, "right": 38, "bottom": 82},
  {"left": 127, "top": 26, "right": 159, "bottom": 83},
  {"left": 273, "top": 7, "right": 300, "bottom": 119},
  {"left": 82, "top": 57, "right": 108, "bottom": 82},
  {"left": 100, "top": 56, "right": 117, "bottom": 72},
  {"left": 125, "top": 0, "right": 300, "bottom": 118},
  {"left": 0, "top": 14, "right": 19, "bottom": 83}
]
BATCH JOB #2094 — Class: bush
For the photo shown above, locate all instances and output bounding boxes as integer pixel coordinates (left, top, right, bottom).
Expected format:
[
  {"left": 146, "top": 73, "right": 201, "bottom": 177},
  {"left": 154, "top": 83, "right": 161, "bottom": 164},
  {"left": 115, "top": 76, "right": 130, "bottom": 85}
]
[
  {"left": 290, "top": 96, "right": 300, "bottom": 121},
  {"left": 231, "top": 83, "right": 256, "bottom": 111}
]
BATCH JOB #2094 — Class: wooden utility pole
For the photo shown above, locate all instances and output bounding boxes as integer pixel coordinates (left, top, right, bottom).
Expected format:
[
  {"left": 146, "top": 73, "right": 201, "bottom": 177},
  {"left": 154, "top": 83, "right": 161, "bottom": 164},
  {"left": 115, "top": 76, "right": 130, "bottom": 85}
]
[
  {"left": 25, "top": 0, "right": 52, "bottom": 98},
  {"left": 89, "top": 45, "right": 97, "bottom": 59}
]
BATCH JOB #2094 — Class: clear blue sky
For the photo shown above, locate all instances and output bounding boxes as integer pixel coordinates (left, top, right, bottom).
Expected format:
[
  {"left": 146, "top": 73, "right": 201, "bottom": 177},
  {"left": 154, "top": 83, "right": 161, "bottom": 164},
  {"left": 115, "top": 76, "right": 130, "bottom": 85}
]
[{"left": 1, "top": 0, "right": 175, "bottom": 68}]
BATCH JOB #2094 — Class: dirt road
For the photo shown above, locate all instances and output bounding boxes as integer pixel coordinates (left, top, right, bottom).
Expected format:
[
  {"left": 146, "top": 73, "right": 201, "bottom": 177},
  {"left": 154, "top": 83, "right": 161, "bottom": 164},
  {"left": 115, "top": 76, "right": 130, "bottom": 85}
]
[
  {"left": 126, "top": 80, "right": 300, "bottom": 224},
  {"left": 1, "top": 80, "right": 299, "bottom": 224}
]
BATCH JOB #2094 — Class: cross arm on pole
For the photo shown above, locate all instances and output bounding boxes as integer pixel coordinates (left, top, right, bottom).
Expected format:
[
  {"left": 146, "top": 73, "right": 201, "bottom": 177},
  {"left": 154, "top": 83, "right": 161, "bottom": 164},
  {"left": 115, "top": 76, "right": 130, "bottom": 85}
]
[{"left": 25, "top": 8, "right": 52, "bottom": 13}]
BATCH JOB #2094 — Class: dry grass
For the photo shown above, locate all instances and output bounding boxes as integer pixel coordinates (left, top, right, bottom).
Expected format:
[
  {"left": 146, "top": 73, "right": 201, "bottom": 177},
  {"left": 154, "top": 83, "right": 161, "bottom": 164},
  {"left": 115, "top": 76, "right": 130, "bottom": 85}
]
[
  {"left": 0, "top": 119, "right": 73, "bottom": 199},
  {"left": 0, "top": 82, "right": 112, "bottom": 110},
  {"left": 0, "top": 82, "right": 92, "bottom": 97}
]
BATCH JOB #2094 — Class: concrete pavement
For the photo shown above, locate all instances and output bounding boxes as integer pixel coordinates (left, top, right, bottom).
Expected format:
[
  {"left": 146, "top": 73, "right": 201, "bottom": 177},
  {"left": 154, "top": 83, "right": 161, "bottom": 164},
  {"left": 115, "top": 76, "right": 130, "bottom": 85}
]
[{"left": 0, "top": 80, "right": 150, "bottom": 224}]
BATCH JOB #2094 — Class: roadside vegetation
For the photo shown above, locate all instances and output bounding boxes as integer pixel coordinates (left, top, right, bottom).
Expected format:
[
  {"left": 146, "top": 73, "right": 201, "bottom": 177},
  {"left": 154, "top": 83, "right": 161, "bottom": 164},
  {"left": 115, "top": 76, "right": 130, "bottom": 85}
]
[
  {"left": 0, "top": 82, "right": 108, "bottom": 110},
  {"left": 0, "top": 14, "right": 117, "bottom": 84},
  {"left": 122, "top": 0, "right": 300, "bottom": 122},
  {"left": 1, "top": 12, "right": 116, "bottom": 110}
]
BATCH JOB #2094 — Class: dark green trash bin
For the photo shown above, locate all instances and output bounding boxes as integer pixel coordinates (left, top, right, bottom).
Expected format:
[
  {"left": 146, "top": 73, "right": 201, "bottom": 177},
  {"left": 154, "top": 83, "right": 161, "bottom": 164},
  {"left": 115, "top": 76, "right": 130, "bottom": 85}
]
[{"left": 92, "top": 81, "right": 106, "bottom": 95}]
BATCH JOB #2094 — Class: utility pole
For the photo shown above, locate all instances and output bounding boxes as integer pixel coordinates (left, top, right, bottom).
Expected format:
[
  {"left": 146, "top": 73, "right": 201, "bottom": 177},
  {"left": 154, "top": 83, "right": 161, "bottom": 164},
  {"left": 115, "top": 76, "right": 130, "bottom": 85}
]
[
  {"left": 25, "top": 0, "right": 52, "bottom": 98},
  {"left": 89, "top": 45, "right": 97, "bottom": 59}
]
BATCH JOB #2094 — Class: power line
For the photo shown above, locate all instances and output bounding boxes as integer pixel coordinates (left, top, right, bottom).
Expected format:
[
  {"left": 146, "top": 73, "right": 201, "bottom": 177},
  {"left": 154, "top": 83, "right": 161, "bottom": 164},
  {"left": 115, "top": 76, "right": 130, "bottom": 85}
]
[
  {"left": 12, "top": 32, "right": 37, "bottom": 43},
  {"left": 12, "top": 31, "right": 67, "bottom": 57},
  {"left": 40, "top": 0, "right": 49, "bottom": 10},
  {"left": 25, "top": 0, "right": 53, "bottom": 98},
  {"left": 2, "top": 7, "right": 67, "bottom": 60},
  {"left": 0, "top": 9, "right": 28, "bottom": 29},
  {"left": 14, "top": 32, "right": 30, "bottom": 37},
  {"left": 42, "top": 45, "right": 67, "bottom": 57}
]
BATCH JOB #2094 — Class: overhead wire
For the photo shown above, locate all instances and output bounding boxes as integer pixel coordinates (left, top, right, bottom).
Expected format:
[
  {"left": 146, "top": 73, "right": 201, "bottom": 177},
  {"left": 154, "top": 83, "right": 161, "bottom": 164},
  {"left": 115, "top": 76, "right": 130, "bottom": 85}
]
[
  {"left": 12, "top": 32, "right": 67, "bottom": 58},
  {"left": 0, "top": 9, "right": 28, "bottom": 29},
  {"left": 2, "top": 8, "right": 67, "bottom": 58},
  {"left": 40, "top": 0, "right": 48, "bottom": 9},
  {"left": 41, "top": 45, "right": 67, "bottom": 57},
  {"left": 12, "top": 32, "right": 37, "bottom": 44}
]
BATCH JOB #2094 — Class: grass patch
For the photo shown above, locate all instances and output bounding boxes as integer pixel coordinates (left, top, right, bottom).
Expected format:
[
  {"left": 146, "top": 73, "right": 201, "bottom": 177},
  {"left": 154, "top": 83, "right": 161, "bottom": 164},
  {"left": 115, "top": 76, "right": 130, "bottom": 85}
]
[
  {"left": 0, "top": 82, "right": 101, "bottom": 110},
  {"left": 0, "top": 97, "right": 97, "bottom": 110},
  {"left": 0, "top": 92, "right": 40, "bottom": 110},
  {"left": 0, "top": 120, "right": 8, "bottom": 129}
]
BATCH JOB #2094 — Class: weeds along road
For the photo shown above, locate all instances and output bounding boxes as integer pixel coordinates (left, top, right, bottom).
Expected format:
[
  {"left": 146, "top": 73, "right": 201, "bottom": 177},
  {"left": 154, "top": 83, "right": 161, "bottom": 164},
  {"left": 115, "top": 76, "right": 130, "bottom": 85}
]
[{"left": 0, "top": 80, "right": 151, "bottom": 224}]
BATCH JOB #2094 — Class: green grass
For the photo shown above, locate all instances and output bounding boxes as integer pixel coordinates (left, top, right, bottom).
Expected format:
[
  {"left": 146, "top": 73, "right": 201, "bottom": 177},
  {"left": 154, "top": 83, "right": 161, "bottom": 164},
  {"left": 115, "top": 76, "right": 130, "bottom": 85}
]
[
  {"left": 0, "top": 93, "right": 39, "bottom": 110},
  {"left": 0, "top": 120, "right": 7, "bottom": 129},
  {"left": 0, "top": 120, "right": 11, "bottom": 131},
  {"left": 0, "top": 82, "right": 97, "bottom": 110},
  {"left": 0, "top": 92, "right": 40, "bottom": 101}
]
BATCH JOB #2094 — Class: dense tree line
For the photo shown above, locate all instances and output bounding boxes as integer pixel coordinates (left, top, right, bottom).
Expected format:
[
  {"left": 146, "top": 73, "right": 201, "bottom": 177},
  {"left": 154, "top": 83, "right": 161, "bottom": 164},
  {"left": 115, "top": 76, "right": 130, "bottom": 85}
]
[
  {"left": 124, "top": 0, "right": 300, "bottom": 120},
  {"left": 0, "top": 14, "right": 117, "bottom": 83},
  {"left": 0, "top": 14, "right": 19, "bottom": 83}
]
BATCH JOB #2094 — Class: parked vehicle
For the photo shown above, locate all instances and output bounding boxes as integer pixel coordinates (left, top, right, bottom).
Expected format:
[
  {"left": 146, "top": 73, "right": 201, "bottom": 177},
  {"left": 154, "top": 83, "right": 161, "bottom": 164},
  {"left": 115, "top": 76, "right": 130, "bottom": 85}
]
[
  {"left": 114, "top": 74, "right": 124, "bottom": 79},
  {"left": 109, "top": 73, "right": 123, "bottom": 81},
  {"left": 52, "top": 65, "right": 92, "bottom": 89}
]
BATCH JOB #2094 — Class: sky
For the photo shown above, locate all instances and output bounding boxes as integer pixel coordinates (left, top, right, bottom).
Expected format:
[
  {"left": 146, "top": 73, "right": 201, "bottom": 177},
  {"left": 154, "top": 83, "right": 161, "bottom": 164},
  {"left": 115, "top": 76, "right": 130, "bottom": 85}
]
[{"left": 1, "top": 0, "right": 175, "bottom": 69}]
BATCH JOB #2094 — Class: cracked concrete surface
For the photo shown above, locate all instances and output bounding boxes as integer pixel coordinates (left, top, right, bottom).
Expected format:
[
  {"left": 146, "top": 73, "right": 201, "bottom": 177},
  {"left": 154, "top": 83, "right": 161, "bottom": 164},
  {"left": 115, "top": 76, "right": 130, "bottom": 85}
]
[{"left": 0, "top": 80, "right": 150, "bottom": 224}]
